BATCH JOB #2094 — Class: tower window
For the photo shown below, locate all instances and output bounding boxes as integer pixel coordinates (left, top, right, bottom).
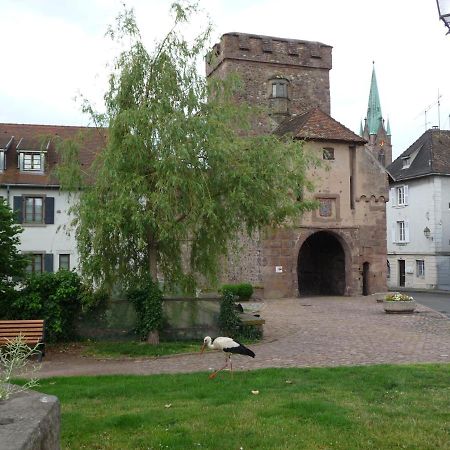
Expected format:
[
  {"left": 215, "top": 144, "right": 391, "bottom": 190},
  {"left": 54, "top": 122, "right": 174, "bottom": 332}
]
[
  {"left": 271, "top": 80, "right": 288, "bottom": 98},
  {"left": 378, "top": 150, "right": 385, "bottom": 166},
  {"left": 323, "top": 148, "right": 335, "bottom": 160}
]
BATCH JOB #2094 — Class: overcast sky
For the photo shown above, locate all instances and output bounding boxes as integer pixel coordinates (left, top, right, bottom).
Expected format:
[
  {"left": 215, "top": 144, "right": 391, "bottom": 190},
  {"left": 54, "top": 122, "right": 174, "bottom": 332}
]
[{"left": 1, "top": 0, "right": 449, "bottom": 159}]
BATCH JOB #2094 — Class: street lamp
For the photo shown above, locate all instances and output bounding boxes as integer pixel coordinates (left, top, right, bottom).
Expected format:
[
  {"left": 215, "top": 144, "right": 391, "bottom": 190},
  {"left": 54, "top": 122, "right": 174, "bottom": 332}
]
[{"left": 437, "top": 0, "right": 450, "bottom": 34}]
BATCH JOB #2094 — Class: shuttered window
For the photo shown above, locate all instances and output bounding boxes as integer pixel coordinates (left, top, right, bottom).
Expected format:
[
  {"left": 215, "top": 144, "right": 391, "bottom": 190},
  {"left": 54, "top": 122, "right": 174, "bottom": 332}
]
[
  {"left": 26, "top": 254, "right": 43, "bottom": 274},
  {"left": 24, "top": 197, "right": 44, "bottom": 223}
]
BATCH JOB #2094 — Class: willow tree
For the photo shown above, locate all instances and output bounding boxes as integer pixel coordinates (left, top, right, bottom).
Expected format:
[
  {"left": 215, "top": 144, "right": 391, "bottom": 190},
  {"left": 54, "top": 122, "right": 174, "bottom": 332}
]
[{"left": 58, "top": 3, "right": 317, "bottom": 295}]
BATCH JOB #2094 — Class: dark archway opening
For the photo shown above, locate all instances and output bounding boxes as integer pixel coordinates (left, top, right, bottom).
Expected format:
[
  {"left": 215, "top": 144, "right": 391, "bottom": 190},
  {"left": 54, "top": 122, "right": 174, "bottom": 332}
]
[
  {"left": 297, "top": 231, "right": 345, "bottom": 295},
  {"left": 362, "top": 262, "right": 370, "bottom": 296}
]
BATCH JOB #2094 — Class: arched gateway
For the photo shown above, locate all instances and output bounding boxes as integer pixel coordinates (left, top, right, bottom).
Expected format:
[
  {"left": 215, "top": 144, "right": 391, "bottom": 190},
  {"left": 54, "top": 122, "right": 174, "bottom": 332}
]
[{"left": 297, "top": 231, "right": 346, "bottom": 295}]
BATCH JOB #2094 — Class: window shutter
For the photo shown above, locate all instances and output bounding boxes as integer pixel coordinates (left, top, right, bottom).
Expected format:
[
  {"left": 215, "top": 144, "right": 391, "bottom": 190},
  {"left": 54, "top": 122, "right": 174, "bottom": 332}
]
[
  {"left": 44, "top": 254, "right": 54, "bottom": 272},
  {"left": 44, "top": 197, "right": 55, "bottom": 224},
  {"left": 404, "top": 185, "right": 409, "bottom": 205},
  {"left": 13, "top": 196, "right": 23, "bottom": 223},
  {"left": 390, "top": 188, "right": 396, "bottom": 206},
  {"left": 391, "top": 221, "right": 396, "bottom": 243},
  {"left": 405, "top": 220, "right": 410, "bottom": 242}
]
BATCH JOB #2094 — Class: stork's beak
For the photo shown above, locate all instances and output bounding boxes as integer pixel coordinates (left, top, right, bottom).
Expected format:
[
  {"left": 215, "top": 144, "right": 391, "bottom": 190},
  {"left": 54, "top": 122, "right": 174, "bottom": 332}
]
[{"left": 201, "top": 343, "right": 206, "bottom": 353}]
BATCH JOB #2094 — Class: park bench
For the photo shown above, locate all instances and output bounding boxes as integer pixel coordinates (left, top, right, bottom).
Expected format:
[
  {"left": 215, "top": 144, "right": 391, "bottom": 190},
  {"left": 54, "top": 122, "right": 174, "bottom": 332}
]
[{"left": 0, "top": 320, "right": 45, "bottom": 362}]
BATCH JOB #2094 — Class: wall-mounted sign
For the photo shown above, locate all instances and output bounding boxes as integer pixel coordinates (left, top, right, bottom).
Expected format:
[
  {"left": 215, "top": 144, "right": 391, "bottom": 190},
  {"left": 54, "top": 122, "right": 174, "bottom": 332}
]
[{"left": 275, "top": 266, "right": 283, "bottom": 273}]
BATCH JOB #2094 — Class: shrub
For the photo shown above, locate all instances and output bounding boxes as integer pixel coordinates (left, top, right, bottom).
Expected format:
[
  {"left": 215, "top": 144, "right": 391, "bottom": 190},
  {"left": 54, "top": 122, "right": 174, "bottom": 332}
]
[
  {"left": 220, "top": 283, "right": 253, "bottom": 301},
  {"left": 218, "top": 290, "right": 241, "bottom": 336},
  {"left": 127, "top": 278, "right": 163, "bottom": 340},
  {"left": 4, "top": 271, "right": 84, "bottom": 342}
]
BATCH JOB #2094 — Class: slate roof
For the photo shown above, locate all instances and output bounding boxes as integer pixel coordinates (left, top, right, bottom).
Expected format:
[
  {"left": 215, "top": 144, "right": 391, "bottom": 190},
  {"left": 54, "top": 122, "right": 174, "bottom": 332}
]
[
  {"left": 0, "top": 123, "right": 106, "bottom": 186},
  {"left": 274, "top": 107, "right": 366, "bottom": 144},
  {"left": 387, "top": 129, "right": 450, "bottom": 181}
]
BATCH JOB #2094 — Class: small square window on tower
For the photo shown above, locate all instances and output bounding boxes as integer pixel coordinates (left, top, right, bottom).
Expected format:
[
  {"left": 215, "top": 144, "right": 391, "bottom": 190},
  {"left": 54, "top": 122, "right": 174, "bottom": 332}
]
[
  {"left": 323, "top": 148, "right": 335, "bottom": 160},
  {"left": 271, "top": 80, "right": 288, "bottom": 98}
]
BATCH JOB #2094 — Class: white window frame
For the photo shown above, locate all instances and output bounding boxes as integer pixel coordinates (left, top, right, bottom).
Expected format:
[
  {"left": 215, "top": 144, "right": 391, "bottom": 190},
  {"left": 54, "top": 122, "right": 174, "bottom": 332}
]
[
  {"left": 0, "top": 150, "right": 4, "bottom": 171},
  {"left": 402, "top": 157, "right": 411, "bottom": 169},
  {"left": 416, "top": 260, "right": 425, "bottom": 277},
  {"left": 398, "top": 221, "right": 406, "bottom": 242},
  {"left": 392, "top": 185, "right": 408, "bottom": 207},
  {"left": 395, "top": 220, "right": 410, "bottom": 243},
  {"left": 19, "top": 151, "right": 44, "bottom": 173}
]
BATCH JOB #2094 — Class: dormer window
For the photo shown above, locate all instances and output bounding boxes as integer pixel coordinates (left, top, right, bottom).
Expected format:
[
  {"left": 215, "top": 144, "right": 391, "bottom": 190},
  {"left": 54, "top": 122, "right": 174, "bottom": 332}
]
[
  {"left": 0, "top": 136, "right": 13, "bottom": 172},
  {"left": 271, "top": 79, "right": 288, "bottom": 98},
  {"left": 402, "top": 156, "right": 411, "bottom": 169},
  {"left": 16, "top": 137, "right": 49, "bottom": 174},
  {"left": 21, "top": 153, "right": 43, "bottom": 171}
]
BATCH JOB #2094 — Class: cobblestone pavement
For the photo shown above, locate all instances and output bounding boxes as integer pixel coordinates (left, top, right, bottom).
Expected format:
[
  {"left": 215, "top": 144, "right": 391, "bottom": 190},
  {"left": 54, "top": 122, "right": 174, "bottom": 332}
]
[{"left": 38, "top": 296, "right": 450, "bottom": 378}]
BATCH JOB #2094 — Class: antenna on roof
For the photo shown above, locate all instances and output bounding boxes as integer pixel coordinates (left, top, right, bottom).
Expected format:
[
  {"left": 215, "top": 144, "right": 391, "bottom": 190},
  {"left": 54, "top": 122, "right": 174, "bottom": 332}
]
[{"left": 415, "top": 90, "right": 443, "bottom": 131}]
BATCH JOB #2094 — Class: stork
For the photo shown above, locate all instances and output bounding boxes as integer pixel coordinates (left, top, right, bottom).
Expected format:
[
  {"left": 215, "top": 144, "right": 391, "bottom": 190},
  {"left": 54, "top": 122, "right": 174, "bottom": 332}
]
[{"left": 201, "top": 336, "right": 255, "bottom": 379}]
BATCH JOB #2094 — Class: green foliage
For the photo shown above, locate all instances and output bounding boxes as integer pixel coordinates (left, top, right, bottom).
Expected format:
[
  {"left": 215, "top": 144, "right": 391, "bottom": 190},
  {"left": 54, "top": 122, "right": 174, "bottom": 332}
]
[
  {"left": 4, "top": 271, "right": 84, "bottom": 342},
  {"left": 0, "top": 198, "right": 28, "bottom": 299},
  {"left": 56, "top": 2, "right": 318, "bottom": 292},
  {"left": 218, "top": 290, "right": 241, "bottom": 336},
  {"left": 220, "top": 283, "right": 253, "bottom": 301},
  {"left": 0, "top": 335, "right": 40, "bottom": 400},
  {"left": 238, "top": 324, "right": 263, "bottom": 340},
  {"left": 127, "top": 278, "right": 163, "bottom": 340}
]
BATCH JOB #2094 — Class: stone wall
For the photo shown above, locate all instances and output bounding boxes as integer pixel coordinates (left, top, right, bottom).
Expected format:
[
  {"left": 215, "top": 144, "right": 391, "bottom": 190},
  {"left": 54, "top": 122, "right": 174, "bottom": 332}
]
[{"left": 0, "top": 388, "right": 60, "bottom": 450}]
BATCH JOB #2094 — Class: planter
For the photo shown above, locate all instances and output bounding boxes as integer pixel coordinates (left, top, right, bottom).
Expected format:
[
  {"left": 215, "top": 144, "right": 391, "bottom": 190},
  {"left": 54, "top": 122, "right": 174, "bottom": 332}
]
[{"left": 384, "top": 300, "right": 417, "bottom": 314}]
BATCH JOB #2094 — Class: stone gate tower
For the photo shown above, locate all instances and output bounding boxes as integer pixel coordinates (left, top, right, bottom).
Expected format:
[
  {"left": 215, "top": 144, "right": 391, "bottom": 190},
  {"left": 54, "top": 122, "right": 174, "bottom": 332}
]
[
  {"left": 206, "top": 32, "right": 332, "bottom": 129},
  {"left": 206, "top": 32, "right": 388, "bottom": 298}
]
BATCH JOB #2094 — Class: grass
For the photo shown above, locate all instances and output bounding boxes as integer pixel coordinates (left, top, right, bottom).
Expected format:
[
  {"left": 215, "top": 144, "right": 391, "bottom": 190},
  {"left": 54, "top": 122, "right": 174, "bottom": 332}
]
[
  {"left": 80, "top": 341, "right": 201, "bottom": 358},
  {"left": 49, "top": 338, "right": 259, "bottom": 359},
  {"left": 31, "top": 364, "right": 449, "bottom": 449}
]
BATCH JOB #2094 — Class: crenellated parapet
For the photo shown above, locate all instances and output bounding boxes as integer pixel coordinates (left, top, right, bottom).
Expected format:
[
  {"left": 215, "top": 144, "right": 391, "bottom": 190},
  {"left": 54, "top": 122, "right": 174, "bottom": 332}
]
[{"left": 206, "top": 32, "right": 332, "bottom": 76}]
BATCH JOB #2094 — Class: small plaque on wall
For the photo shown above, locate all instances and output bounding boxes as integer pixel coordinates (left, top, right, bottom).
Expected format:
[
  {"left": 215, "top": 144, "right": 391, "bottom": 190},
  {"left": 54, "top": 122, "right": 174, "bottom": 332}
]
[
  {"left": 275, "top": 266, "right": 283, "bottom": 273},
  {"left": 319, "top": 198, "right": 333, "bottom": 217}
]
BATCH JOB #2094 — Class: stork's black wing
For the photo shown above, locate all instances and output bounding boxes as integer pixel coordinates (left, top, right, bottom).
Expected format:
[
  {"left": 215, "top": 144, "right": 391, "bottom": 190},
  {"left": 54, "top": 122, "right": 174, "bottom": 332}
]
[{"left": 224, "top": 341, "right": 255, "bottom": 358}]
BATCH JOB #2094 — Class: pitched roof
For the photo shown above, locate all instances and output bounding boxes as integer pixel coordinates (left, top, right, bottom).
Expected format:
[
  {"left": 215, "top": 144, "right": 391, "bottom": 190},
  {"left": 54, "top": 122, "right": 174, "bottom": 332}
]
[
  {"left": 274, "top": 108, "right": 366, "bottom": 144},
  {"left": 387, "top": 129, "right": 450, "bottom": 181},
  {"left": 0, "top": 123, "right": 106, "bottom": 187}
]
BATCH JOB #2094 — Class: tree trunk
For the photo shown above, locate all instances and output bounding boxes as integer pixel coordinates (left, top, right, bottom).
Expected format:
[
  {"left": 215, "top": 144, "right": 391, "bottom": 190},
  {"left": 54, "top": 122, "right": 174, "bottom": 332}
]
[
  {"left": 147, "top": 330, "right": 160, "bottom": 345},
  {"left": 147, "top": 232, "right": 160, "bottom": 345}
]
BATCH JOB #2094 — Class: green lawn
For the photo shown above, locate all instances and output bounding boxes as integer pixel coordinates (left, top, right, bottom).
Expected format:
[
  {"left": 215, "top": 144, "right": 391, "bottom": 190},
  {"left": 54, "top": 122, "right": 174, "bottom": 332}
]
[
  {"left": 34, "top": 364, "right": 449, "bottom": 449},
  {"left": 80, "top": 340, "right": 201, "bottom": 358}
]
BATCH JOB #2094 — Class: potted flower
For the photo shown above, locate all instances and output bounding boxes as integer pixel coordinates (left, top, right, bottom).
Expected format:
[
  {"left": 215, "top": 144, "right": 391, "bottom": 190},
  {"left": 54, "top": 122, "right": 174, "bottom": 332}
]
[{"left": 383, "top": 293, "right": 416, "bottom": 314}]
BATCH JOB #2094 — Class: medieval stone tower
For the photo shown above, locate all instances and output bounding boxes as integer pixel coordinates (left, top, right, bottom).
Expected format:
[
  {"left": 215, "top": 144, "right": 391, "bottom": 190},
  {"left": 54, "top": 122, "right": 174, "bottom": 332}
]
[
  {"left": 206, "top": 32, "right": 332, "bottom": 129},
  {"left": 361, "top": 64, "right": 392, "bottom": 167},
  {"left": 207, "top": 32, "right": 388, "bottom": 298}
]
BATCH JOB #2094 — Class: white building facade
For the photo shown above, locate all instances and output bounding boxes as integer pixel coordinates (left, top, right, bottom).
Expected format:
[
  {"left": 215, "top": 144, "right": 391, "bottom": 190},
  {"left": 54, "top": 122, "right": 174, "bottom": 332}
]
[
  {"left": 0, "top": 124, "right": 103, "bottom": 274},
  {"left": 387, "top": 129, "right": 450, "bottom": 291}
]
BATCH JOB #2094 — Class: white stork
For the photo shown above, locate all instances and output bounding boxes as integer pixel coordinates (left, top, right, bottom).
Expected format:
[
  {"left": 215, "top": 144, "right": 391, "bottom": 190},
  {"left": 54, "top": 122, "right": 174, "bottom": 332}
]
[{"left": 201, "top": 336, "right": 255, "bottom": 379}]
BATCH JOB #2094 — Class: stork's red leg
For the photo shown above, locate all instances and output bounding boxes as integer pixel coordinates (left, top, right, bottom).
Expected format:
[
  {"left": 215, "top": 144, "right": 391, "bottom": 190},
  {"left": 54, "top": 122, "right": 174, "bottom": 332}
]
[{"left": 208, "top": 354, "right": 230, "bottom": 379}]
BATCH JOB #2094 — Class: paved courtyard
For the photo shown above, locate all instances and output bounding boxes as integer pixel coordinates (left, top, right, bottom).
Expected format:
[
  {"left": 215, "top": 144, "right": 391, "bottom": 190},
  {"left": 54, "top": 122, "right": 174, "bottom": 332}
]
[{"left": 38, "top": 296, "right": 450, "bottom": 378}]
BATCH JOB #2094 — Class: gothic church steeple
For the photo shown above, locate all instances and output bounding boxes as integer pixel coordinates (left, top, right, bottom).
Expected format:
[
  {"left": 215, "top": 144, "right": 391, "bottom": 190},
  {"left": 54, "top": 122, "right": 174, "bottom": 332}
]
[{"left": 361, "top": 63, "right": 392, "bottom": 166}]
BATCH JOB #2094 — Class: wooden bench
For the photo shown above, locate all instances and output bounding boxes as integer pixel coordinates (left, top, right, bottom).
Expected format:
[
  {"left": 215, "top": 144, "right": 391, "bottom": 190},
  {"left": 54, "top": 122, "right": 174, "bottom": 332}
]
[{"left": 0, "top": 320, "right": 45, "bottom": 361}]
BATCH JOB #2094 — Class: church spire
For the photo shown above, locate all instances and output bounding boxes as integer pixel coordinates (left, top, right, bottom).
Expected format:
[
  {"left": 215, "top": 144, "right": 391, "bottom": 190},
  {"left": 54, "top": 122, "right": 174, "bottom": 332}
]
[
  {"left": 386, "top": 117, "right": 391, "bottom": 136},
  {"left": 366, "top": 62, "right": 383, "bottom": 135}
]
